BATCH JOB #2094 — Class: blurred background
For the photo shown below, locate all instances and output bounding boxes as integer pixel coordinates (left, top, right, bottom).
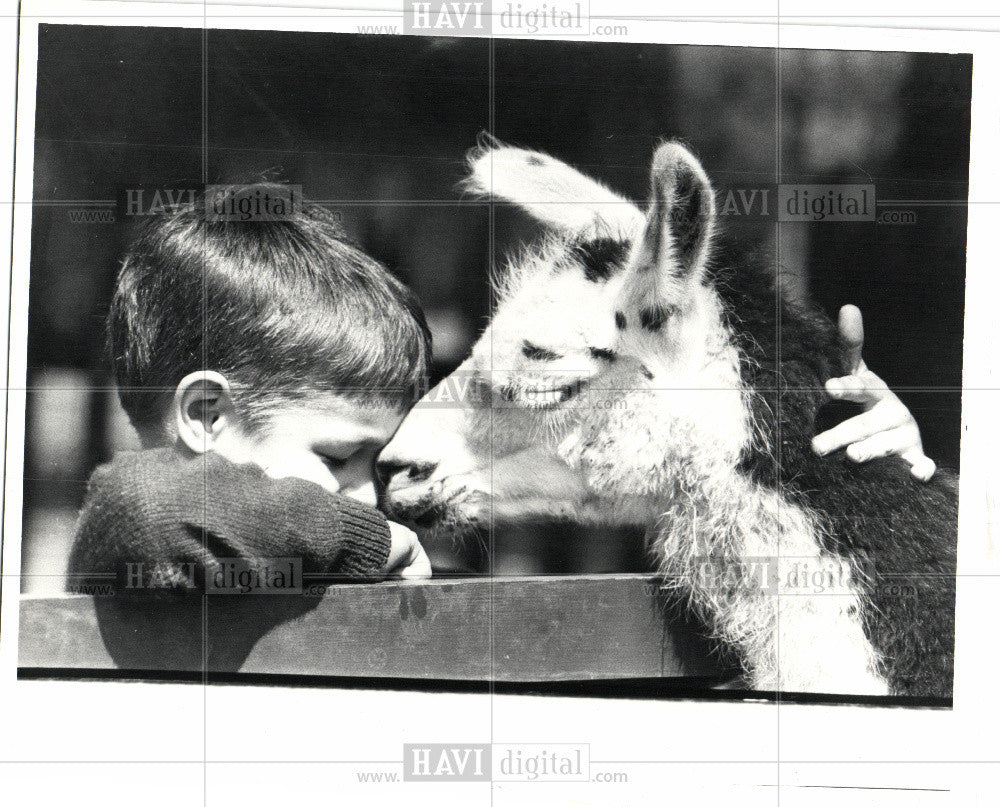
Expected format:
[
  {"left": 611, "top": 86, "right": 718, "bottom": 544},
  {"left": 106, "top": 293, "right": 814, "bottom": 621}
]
[{"left": 21, "top": 25, "right": 971, "bottom": 591}]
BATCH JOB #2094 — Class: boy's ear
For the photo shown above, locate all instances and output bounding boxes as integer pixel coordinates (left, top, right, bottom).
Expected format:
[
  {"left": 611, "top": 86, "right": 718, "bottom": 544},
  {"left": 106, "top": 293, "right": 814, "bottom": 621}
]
[{"left": 174, "top": 371, "right": 238, "bottom": 454}]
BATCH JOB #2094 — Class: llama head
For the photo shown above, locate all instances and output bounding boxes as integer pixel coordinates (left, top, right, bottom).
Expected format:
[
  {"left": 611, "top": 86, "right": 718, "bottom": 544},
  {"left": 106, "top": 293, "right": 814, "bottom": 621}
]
[{"left": 379, "top": 140, "right": 747, "bottom": 533}]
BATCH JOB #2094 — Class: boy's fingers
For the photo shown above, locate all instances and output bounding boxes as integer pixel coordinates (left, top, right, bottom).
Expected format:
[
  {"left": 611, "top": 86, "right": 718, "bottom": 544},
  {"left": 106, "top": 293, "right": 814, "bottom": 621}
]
[
  {"left": 385, "top": 520, "right": 433, "bottom": 578},
  {"left": 385, "top": 521, "right": 420, "bottom": 573},
  {"left": 818, "top": 321, "right": 937, "bottom": 482},
  {"left": 399, "top": 542, "right": 433, "bottom": 579},
  {"left": 825, "top": 369, "right": 889, "bottom": 404},
  {"left": 838, "top": 304, "right": 865, "bottom": 373},
  {"left": 903, "top": 449, "right": 937, "bottom": 482},
  {"left": 825, "top": 375, "right": 871, "bottom": 403},
  {"left": 812, "top": 406, "right": 896, "bottom": 456},
  {"left": 845, "top": 432, "right": 936, "bottom": 480},
  {"left": 844, "top": 426, "right": 914, "bottom": 463}
]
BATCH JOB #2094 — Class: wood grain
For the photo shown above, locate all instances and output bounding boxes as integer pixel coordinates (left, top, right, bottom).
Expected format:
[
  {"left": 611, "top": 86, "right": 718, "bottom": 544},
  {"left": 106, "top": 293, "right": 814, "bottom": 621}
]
[{"left": 19, "top": 575, "right": 726, "bottom": 681}]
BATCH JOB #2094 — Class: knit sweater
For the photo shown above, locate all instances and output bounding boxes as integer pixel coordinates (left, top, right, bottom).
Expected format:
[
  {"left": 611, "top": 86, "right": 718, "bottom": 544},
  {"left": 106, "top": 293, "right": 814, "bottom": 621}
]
[{"left": 67, "top": 448, "right": 392, "bottom": 593}]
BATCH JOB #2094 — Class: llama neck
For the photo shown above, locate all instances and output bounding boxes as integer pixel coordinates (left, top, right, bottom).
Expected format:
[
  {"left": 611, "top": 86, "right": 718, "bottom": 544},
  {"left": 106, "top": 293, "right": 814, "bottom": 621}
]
[{"left": 650, "top": 468, "right": 887, "bottom": 694}]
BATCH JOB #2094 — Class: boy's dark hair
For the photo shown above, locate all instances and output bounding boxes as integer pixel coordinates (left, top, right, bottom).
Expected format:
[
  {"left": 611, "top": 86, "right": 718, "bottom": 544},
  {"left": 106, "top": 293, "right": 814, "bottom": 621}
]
[{"left": 109, "top": 185, "right": 431, "bottom": 439}]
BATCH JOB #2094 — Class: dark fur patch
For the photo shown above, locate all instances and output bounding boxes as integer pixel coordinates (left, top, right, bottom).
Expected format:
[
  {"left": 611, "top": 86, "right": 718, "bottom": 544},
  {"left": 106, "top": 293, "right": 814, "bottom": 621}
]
[
  {"left": 522, "top": 341, "right": 561, "bottom": 361},
  {"left": 588, "top": 347, "right": 617, "bottom": 362},
  {"left": 669, "top": 172, "right": 705, "bottom": 278},
  {"left": 639, "top": 304, "right": 673, "bottom": 332},
  {"left": 710, "top": 241, "right": 958, "bottom": 697},
  {"left": 526, "top": 155, "right": 545, "bottom": 166},
  {"left": 569, "top": 238, "right": 630, "bottom": 283},
  {"left": 615, "top": 311, "right": 627, "bottom": 330}
]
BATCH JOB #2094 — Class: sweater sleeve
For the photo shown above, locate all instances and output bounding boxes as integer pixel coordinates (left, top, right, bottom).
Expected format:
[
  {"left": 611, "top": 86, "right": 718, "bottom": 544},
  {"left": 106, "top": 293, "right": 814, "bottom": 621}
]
[
  {"left": 189, "top": 453, "right": 392, "bottom": 577},
  {"left": 67, "top": 449, "right": 392, "bottom": 592}
]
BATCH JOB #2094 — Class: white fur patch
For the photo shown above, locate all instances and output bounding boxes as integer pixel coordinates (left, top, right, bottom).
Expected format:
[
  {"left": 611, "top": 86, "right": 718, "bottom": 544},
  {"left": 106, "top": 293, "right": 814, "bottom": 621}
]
[{"left": 650, "top": 474, "right": 887, "bottom": 695}]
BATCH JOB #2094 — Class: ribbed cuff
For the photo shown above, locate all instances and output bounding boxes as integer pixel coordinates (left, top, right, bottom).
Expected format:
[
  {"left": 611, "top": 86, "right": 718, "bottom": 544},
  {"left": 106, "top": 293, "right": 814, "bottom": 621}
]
[{"left": 333, "top": 497, "right": 392, "bottom": 576}]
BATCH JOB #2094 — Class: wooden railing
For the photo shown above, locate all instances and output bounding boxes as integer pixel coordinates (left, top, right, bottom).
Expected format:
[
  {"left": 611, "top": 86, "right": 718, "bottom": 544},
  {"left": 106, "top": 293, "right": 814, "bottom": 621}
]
[{"left": 19, "top": 574, "right": 731, "bottom": 686}]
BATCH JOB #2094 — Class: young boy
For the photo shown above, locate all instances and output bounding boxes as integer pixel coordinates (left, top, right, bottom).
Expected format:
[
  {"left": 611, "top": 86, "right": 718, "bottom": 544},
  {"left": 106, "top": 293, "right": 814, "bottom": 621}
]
[{"left": 68, "top": 187, "right": 432, "bottom": 593}]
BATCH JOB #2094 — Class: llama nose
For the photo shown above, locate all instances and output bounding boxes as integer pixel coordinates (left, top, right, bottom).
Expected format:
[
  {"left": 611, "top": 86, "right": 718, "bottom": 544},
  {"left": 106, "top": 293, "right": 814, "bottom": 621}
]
[{"left": 376, "top": 460, "right": 438, "bottom": 491}]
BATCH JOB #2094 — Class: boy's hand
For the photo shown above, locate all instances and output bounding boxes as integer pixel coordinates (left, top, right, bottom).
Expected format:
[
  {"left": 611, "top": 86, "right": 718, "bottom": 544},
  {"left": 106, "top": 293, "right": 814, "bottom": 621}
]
[
  {"left": 812, "top": 305, "right": 936, "bottom": 482},
  {"left": 385, "top": 521, "right": 432, "bottom": 579}
]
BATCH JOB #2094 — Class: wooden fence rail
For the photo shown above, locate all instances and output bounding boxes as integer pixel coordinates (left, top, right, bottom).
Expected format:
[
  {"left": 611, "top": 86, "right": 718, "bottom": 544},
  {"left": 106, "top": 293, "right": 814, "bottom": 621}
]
[{"left": 19, "top": 574, "right": 729, "bottom": 683}]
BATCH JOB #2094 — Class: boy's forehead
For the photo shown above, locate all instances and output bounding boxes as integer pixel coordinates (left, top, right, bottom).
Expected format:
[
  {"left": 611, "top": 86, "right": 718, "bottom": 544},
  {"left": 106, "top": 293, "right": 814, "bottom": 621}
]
[{"left": 274, "top": 392, "right": 406, "bottom": 439}]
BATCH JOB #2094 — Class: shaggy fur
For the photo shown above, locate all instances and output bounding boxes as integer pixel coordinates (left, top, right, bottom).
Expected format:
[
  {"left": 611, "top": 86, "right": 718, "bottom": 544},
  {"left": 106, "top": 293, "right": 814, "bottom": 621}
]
[
  {"left": 712, "top": 246, "right": 957, "bottom": 696},
  {"left": 380, "top": 140, "right": 958, "bottom": 698}
]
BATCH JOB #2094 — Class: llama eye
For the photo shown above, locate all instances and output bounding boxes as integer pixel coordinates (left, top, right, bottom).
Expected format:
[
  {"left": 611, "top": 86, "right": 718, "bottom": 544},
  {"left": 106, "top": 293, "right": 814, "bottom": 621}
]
[
  {"left": 522, "top": 341, "right": 561, "bottom": 361},
  {"left": 639, "top": 304, "right": 675, "bottom": 332},
  {"left": 589, "top": 347, "right": 618, "bottom": 362}
]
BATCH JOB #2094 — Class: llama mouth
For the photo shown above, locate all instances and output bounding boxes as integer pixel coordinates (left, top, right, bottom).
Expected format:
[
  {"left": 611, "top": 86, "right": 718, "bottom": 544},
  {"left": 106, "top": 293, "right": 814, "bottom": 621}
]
[
  {"left": 384, "top": 481, "right": 488, "bottom": 526},
  {"left": 509, "top": 380, "right": 587, "bottom": 410},
  {"left": 383, "top": 497, "right": 444, "bottom": 526},
  {"left": 393, "top": 495, "right": 489, "bottom": 533},
  {"left": 411, "top": 505, "right": 451, "bottom": 528}
]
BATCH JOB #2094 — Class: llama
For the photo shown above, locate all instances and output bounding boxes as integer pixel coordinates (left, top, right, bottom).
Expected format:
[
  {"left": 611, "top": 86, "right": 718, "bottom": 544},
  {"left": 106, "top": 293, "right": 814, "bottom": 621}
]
[{"left": 378, "top": 140, "right": 958, "bottom": 697}]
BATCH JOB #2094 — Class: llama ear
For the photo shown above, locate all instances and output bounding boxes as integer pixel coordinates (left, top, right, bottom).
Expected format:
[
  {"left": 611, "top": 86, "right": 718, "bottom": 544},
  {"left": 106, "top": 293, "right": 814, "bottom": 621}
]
[
  {"left": 630, "top": 142, "right": 715, "bottom": 298},
  {"left": 461, "top": 137, "right": 644, "bottom": 238}
]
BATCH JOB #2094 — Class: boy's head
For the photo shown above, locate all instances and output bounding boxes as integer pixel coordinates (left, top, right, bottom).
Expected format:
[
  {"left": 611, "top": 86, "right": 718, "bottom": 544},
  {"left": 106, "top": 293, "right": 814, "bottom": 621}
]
[{"left": 109, "top": 185, "right": 431, "bottom": 504}]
